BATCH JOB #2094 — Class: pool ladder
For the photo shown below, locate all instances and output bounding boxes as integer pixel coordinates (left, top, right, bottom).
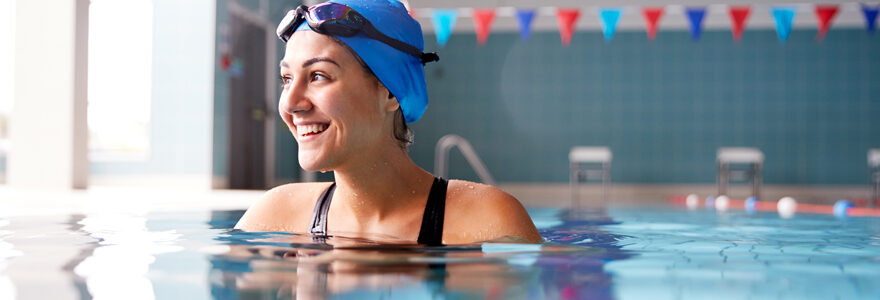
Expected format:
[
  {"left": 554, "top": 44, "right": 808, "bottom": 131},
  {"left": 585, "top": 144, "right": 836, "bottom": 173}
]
[{"left": 434, "top": 134, "right": 496, "bottom": 186}]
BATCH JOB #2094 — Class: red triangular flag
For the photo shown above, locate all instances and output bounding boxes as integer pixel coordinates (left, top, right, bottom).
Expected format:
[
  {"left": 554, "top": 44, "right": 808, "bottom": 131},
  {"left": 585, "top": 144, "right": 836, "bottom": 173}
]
[
  {"left": 473, "top": 9, "right": 496, "bottom": 46},
  {"left": 728, "top": 6, "right": 751, "bottom": 42},
  {"left": 642, "top": 7, "right": 664, "bottom": 40},
  {"left": 815, "top": 5, "right": 839, "bottom": 41},
  {"left": 556, "top": 8, "right": 580, "bottom": 46}
]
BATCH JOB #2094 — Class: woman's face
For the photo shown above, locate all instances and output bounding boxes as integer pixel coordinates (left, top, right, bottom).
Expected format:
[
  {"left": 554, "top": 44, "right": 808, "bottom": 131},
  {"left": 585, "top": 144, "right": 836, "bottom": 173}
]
[{"left": 279, "top": 31, "right": 399, "bottom": 171}]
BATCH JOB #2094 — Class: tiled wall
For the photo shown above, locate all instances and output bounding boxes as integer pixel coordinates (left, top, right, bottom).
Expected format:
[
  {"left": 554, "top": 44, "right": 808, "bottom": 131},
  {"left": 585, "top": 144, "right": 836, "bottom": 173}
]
[{"left": 407, "top": 29, "right": 879, "bottom": 184}]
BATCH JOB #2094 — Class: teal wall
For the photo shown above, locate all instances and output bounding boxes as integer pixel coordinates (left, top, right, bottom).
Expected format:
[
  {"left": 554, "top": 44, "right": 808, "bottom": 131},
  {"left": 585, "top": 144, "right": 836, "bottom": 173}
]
[
  {"left": 212, "top": 15, "right": 879, "bottom": 185},
  {"left": 408, "top": 29, "right": 879, "bottom": 184}
]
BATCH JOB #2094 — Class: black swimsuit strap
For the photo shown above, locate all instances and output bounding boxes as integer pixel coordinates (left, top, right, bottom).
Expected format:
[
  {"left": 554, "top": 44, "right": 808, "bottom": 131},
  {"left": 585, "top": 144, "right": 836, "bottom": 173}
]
[
  {"left": 417, "top": 177, "right": 448, "bottom": 246},
  {"left": 307, "top": 177, "right": 448, "bottom": 245},
  {"left": 308, "top": 182, "right": 336, "bottom": 236}
]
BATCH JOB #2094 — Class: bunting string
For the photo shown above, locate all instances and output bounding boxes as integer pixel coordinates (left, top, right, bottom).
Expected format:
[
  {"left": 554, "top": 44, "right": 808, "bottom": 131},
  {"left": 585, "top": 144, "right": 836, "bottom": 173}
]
[{"left": 420, "top": 3, "right": 877, "bottom": 47}]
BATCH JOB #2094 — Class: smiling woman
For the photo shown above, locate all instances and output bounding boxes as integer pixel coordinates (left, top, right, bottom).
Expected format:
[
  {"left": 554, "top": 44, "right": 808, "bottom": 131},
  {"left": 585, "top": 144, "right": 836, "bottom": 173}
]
[{"left": 235, "top": 0, "right": 541, "bottom": 245}]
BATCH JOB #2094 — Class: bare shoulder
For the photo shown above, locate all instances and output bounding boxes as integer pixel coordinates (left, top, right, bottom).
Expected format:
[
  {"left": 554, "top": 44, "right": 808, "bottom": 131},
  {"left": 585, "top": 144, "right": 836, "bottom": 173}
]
[
  {"left": 443, "top": 180, "right": 542, "bottom": 244},
  {"left": 234, "top": 182, "right": 333, "bottom": 233}
]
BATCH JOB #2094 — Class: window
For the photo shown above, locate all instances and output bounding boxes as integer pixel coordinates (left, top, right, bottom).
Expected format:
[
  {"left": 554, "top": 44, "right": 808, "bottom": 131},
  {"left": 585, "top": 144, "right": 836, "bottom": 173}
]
[
  {"left": 0, "top": 0, "right": 14, "bottom": 157},
  {"left": 88, "top": 0, "right": 153, "bottom": 161}
]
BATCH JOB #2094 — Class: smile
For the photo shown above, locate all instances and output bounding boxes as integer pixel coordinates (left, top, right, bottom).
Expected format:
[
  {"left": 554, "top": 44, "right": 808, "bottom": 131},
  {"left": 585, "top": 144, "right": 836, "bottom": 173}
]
[{"left": 297, "top": 123, "right": 329, "bottom": 137}]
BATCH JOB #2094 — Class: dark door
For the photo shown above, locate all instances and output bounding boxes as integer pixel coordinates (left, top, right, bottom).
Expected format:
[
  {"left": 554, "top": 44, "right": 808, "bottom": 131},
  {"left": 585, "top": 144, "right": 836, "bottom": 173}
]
[{"left": 227, "top": 14, "right": 268, "bottom": 189}]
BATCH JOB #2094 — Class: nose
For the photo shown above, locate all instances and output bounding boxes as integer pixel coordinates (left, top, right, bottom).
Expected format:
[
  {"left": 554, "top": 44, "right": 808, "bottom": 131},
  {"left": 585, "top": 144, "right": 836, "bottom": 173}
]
[{"left": 279, "top": 78, "right": 312, "bottom": 117}]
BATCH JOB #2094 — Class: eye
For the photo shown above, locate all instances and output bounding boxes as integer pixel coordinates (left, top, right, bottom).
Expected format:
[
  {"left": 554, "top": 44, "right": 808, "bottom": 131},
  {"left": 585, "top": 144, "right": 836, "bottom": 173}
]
[
  {"left": 280, "top": 75, "right": 292, "bottom": 87},
  {"left": 310, "top": 72, "right": 328, "bottom": 82}
]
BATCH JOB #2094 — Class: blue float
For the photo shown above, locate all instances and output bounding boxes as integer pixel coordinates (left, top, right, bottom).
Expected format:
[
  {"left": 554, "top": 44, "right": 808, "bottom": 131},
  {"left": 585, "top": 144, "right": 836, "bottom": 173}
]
[
  {"left": 705, "top": 196, "right": 715, "bottom": 208},
  {"left": 833, "top": 199, "right": 854, "bottom": 218},
  {"left": 745, "top": 196, "right": 758, "bottom": 214}
]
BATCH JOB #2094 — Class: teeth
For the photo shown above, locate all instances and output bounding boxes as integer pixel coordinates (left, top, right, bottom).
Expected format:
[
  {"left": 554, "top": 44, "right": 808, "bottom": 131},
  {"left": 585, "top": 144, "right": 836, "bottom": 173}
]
[{"left": 298, "top": 124, "right": 328, "bottom": 136}]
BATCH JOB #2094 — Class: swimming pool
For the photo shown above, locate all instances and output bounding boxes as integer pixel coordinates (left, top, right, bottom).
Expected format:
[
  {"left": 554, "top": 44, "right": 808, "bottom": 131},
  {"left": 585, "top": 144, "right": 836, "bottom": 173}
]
[{"left": 1, "top": 202, "right": 878, "bottom": 299}]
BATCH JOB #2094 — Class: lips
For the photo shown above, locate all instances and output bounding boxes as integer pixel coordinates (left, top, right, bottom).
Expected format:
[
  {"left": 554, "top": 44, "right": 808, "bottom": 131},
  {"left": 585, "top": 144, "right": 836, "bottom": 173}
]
[{"left": 296, "top": 123, "right": 329, "bottom": 137}]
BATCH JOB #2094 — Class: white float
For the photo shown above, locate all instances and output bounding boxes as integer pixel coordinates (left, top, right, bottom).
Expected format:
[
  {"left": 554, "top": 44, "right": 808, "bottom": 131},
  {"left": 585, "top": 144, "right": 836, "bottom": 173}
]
[{"left": 777, "top": 197, "right": 797, "bottom": 218}]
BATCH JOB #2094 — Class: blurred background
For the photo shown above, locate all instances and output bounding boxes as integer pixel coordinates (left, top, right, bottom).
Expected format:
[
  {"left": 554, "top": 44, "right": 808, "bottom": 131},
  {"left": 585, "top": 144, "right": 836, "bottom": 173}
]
[{"left": 1, "top": 0, "right": 878, "bottom": 206}]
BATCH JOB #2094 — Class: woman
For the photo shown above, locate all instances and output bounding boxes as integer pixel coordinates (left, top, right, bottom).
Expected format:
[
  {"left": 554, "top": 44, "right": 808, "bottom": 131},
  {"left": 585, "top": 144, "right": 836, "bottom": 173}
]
[{"left": 235, "top": 0, "right": 541, "bottom": 245}]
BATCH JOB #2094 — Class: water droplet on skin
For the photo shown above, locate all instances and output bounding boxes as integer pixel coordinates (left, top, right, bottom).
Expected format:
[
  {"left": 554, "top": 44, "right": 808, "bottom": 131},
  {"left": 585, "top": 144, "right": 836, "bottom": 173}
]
[
  {"left": 411, "top": 190, "right": 416, "bottom": 194},
  {"left": 468, "top": 185, "right": 474, "bottom": 189}
]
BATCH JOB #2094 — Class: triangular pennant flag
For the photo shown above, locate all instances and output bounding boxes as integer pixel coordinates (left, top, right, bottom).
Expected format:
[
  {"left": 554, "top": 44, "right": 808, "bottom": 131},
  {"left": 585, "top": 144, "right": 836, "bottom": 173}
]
[
  {"left": 863, "top": 4, "right": 879, "bottom": 35},
  {"left": 728, "top": 6, "right": 751, "bottom": 42},
  {"left": 642, "top": 7, "right": 664, "bottom": 41},
  {"left": 771, "top": 7, "right": 797, "bottom": 43},
  {"left": 515, "top": 10, "right": 536, "bottom": 41},
  {"left": 431, "top": 9, "right": 458, "bottom": 47},
  {"left": 473, "top": 9, "right": 496, "bottom": 46},
  {"left": 556, "top": 8, "right": 580, "bottom": 46},
  {"left": 686, "top": 7, "right": 707, "bottom": 41},
  {"left": 598, "top": 8, "right": 622, "bottom": 42},
  {"left": 815, "top": 5, "right": 839, "bottom": 41}
]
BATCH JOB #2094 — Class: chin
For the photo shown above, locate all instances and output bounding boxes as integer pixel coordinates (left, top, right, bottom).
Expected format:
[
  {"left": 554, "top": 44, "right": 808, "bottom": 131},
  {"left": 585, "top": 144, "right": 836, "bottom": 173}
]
[{"left": 298, "top": 151, "right": 331, "bottom": 172}]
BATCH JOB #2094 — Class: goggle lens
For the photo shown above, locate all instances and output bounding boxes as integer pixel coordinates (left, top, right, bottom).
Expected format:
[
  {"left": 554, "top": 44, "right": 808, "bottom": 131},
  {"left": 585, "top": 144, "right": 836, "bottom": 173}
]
[{"left": 309, "top": 3, "right": 350, "bottom": 24}]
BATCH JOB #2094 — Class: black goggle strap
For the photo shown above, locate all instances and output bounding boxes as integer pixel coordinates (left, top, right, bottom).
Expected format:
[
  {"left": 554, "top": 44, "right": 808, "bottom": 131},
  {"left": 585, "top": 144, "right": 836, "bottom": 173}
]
[
  {"left": 358, "top": 25, "right": 439, "bottom": 65},
  {"left": 276, "top": 6, "right": 439, "bottom": 65}
]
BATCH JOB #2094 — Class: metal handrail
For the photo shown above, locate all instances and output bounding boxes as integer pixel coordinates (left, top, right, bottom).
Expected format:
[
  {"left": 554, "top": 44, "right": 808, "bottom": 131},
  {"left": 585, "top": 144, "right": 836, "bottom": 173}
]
[{"left": 434, "top": 134, "right": 497, "bottom": 186}]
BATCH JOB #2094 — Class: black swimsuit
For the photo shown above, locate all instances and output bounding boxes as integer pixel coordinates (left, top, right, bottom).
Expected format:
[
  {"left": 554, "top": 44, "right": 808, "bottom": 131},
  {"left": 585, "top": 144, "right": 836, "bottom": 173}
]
[{"left": 308, "top": 177, "right": 449, "bottom": 246}]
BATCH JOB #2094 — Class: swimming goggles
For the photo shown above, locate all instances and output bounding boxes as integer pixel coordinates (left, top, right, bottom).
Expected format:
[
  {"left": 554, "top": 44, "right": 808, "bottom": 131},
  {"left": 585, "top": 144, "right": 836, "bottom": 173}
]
[{"left": 276, "top": 3, "right": 439, "bottom": 65}]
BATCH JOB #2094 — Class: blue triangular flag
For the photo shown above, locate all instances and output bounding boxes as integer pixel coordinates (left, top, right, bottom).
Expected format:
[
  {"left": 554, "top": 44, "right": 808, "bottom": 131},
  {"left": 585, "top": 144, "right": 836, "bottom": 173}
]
[
  {"left": 862, "top": 4, "right": 879, "bottom": 35},
  {"left": 431, "top": 9, "right": 458, "bottom": 47},
  {"left": 685, "top": 7, "right": 706, "bottom": 41},
  {"left": 515, "top": 9, "right": 536, "bottom": 41},
  {"left": 771, "top": 7, "right": 797, "bottom": 43},
  {"left": 598, "top": 8, "right": 622, "bottom": 42}
]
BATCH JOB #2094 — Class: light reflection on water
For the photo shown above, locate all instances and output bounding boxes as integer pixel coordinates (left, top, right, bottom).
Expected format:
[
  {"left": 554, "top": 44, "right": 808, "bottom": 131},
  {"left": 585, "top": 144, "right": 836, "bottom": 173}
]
[
  {"left": 1, "top": 219, "right": 19, "bottom": 300},
  {"left": 0, "top": 206, "right": 878, "bottom": 299},
  {"left": 73, "top": 213, "right": 184, "bottom": 300}
]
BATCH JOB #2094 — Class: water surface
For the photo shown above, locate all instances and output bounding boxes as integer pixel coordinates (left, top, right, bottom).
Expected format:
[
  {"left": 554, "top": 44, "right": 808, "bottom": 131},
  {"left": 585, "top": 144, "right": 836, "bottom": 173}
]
[{"left": 1, "top": 206, "right": 878, "bottom": 299}]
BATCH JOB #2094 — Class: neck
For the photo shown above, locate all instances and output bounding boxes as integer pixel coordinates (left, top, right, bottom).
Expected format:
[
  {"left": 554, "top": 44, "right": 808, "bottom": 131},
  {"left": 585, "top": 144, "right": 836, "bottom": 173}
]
[{"left": 330, "top": 144, "right": 434, "bottom": 222}]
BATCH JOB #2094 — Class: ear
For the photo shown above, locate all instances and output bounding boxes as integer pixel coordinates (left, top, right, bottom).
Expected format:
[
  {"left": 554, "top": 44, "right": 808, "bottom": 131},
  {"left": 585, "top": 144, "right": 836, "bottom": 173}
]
[
  {"left": 378, "top": 82, "right": 399, "bottom": 112},
  {"left": 384, "top": 95, "right": 400, "bottom": 113}
]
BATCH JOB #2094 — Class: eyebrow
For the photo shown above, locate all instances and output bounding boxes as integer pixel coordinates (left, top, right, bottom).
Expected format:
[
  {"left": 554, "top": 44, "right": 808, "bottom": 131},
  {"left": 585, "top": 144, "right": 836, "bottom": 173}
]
[{"left": 279, "top": 57, "right": 341, "bottom": 69}]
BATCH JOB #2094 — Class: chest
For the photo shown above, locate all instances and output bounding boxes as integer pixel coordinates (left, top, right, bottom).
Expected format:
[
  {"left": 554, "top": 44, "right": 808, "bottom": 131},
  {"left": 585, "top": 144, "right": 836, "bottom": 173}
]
[{"left": 323, "top": 206, "right": 425, "bottom": 242}]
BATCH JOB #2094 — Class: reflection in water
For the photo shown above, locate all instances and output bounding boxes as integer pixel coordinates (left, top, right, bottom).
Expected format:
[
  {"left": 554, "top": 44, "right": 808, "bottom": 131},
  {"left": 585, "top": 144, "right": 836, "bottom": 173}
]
[
  {"left": 0, "top": 207, "right": 632, "bottom": 299},
  {"left": 2, "top": 205, "right": 875, "bottom": 298},
  {"left": 0, "top": 218, "right": 20, "bottom": 299},
  {"left": 207, "top": 208, "right": 630, "bottom": 299},
  {"left": 70, "top": 213, "right": 184, "bottom": 300}
]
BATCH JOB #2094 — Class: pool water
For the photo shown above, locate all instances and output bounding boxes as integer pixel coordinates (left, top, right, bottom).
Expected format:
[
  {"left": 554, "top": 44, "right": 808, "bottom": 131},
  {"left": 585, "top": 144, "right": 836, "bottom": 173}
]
[{"left": 1, "top": 206, "right": 878, "bottom": 299}]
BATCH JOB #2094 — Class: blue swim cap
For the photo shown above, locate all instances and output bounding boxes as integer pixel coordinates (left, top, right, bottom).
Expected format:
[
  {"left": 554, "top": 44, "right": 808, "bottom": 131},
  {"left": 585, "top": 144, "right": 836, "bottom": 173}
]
[{"left": 294, "top": 0, "right": 429, "bottom": 123}]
